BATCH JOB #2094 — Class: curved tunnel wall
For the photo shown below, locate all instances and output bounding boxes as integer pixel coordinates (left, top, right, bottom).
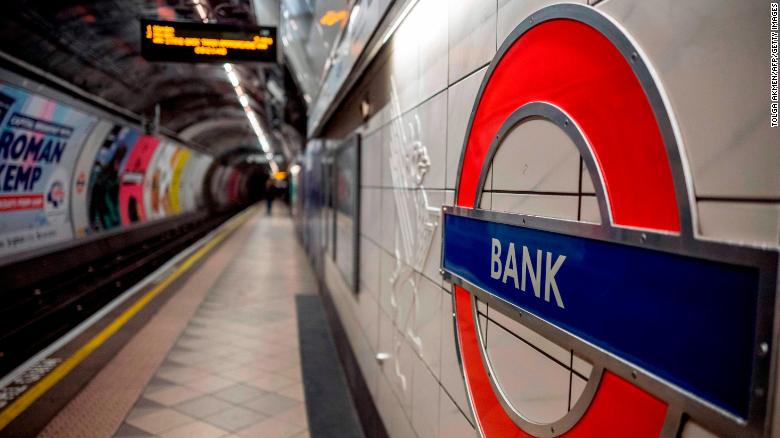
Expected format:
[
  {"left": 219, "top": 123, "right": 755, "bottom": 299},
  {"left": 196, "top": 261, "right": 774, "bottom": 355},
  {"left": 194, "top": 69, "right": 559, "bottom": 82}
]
[{"left": 0, "top": 77, "right": 254, "bottom": 260}]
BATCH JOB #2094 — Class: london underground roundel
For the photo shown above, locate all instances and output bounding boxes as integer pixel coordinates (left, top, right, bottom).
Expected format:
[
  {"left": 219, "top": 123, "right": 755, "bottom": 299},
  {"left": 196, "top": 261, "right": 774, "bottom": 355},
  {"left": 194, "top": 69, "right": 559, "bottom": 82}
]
[{"left": 440, "top": 4, "right": 779, "bottom": 438}]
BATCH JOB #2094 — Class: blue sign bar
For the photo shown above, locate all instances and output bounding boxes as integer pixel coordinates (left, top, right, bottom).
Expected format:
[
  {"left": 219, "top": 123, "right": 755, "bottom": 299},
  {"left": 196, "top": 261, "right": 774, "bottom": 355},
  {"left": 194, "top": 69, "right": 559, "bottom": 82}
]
[{"left": 442, "top": 212, "right": 762, "bottom": 418}]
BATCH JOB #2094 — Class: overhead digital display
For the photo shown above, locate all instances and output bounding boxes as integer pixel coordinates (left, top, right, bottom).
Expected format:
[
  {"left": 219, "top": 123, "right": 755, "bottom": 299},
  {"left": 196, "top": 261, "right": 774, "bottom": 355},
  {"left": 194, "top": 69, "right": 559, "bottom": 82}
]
[{"left": 140, "top": 19, "right": 277, "bottom": 63}]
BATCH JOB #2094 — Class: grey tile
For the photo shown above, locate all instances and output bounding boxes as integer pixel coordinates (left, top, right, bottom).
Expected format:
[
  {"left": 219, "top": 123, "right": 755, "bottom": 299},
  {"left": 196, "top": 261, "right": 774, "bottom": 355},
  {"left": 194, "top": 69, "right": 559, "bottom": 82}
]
[
  {"left": 242, "top": 393, "right": 300, "bottom": 416},
  {"left": 134, "top": 397, "right": 166, "bottom": 410},
  {"left": 213, "top": 384, "right": 266, "bottom": 404},
  {"left": 147, "top": 376, "right": 177, "bottom": 387},
  {"left": 114, "top": 422, "right": 154, "bottom": 438},
  {"left": 175, "top": 395, "right": 233, "bottom": 417},
  {"left": 204, "top": 406, "right": 267, "bottom": 432},
  {"left": 127, "top": 408, "right": 195, "bottom": 434},
  {"left": 127, "top": 397, "right": 167, "bottom": 420}
]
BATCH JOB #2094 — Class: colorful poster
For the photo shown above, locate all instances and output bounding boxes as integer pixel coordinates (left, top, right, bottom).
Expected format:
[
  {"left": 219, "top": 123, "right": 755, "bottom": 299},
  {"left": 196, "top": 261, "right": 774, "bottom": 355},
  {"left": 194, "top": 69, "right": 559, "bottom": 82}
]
[
  {"left": 70, "top": 120, "right": 112, "bottom": 237},
  {"left": 87, "top": 125, "right": 140, "bottom": 231},
  {"left": 168, "top": 147, "right": 190, "bottom": 214},
  {"left": 0, "top": 84, "right": 97, "bottom": 257},
  {"left": 119, "top": 134, "right": 160, "bottom": 225},
  {"left": 179, "top": 153, "right": 212, "bottom": 213},
  {"left": 144, "top": 141, "right": 177, "bottom": 219}
]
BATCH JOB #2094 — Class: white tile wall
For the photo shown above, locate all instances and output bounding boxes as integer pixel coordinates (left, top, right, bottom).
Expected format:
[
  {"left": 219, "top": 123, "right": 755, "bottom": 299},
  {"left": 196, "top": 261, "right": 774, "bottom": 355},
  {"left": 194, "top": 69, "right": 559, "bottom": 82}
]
[
  {"left": 439, "top": 292, "right": 471, "bottom": 417},
  {"left": 416, "top": 0, "right": 449, "bottom": 101},
  {"left": 360, "top": 237, "right": 382, "bottom": 298},
  {"left": 352, "top": 317, "right": 381, "bottom": 398},
  {"left": 379, "top": 250, "right": 397, "bottom": 317},
  {"left": 413, "top": 276, "right": 443, "bottom": 375},
  {"left": 491, "top": 118, "right": 580, "bottom": 193},
  {"left": 390, "top": 8, "right": 420, "bottom": 115},
  {"left": 394, "top": 328, "right": 416, "bottom": 413},
  {"left": 598, "top": 0, "right": 778, "bottom": 199},
  {"left": 697, "top": 201, "right": 780, "bottom": 246},
  {"left": 364, "top": 100, "right": 388, "bottom": 135},
  {"left": 356, "top": 287, "right": 381, "bottom": 353},
  {"left": 377, "top": 372, "right": 418, "bottom": 438},
  {"left": 438, "top": 389, "right": 475, "bottom": 438},
  {"left": 448, "top": 0, "right": 496, "bottom": 84},
  {"left": 324, "top": 258, "right": 381, "bottom": 397},
  {"left": 330, "top": 1, "right": 779, "bottom": 436},
  {"left": 418, "top": 91, "right": 448, "bottom": 190},
  {"left": 362, "top": 129, "right": 383, "bottom": 187},
  {"left": 446, "top": 67, "right": 488, "bottom": 189},
  {"left": 486, "top": 319, "right": 570, "bottom": 423},
  {"left": 361, "top": 188, "right": 382, "bottom": 243},
  {"left": 380, "top": 189, "right": 397, "bottom": 251},
  {"left": 570, "top": 375, "right": 587, "bottom": 411},
  {"left": 479, "top": 191, "right": 492, "bottom": 210},
  {"left": 572, "top": 355, "right": 593, "bottom": 378},
  {"left": 381, "top": 123, "right": 394, "bottom": 188},
  {"left": 375, "top": 372, "right": 395, "bottom": 435},
  {"left": 421, "top": 190, "right": 448, "bottom": 287},
  {"left": 579, "top": 195, "right": 601, "bottom": 224},
  {"left": 377, "top": 307, "right": 415, "bottom": 418},
  {"left": 378, "top": 306, "right": 396, "bottom": 369},
  {"left": 396, "top": 276, "right": 418, "bottom": 334},
  {"left": 489, "top": 306, "right": 570, "bottom": 365},
  {"left": 412, "top": 358, "right": 441, "bottom": 438},
  {"left": 491, "top": 193, "right": 579, "bottom": 220},
  {"left": 580, "top": 159, "right": 595, "bottom": 194}
]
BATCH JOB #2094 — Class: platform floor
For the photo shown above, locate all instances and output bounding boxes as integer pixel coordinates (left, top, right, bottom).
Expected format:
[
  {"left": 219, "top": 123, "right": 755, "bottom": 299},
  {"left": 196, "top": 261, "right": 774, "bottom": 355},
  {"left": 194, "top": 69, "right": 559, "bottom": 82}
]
[{"left": 23, "top": 206, "right": 356, "bottom": 438}]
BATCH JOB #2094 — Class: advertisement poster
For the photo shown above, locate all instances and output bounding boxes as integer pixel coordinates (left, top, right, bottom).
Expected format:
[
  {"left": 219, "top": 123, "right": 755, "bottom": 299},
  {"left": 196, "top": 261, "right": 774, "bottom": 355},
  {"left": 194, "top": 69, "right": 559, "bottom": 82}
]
[
  {"left": 168, "top": 147, "right": 190, "bottom": 214},
  {"left": 0, "top": 83, "right": 97, "bottom": 257},
  {"left": 179, "top": 153, "right": 211, "bottom": 212},
  {"left": 144, "top": 141, "right": 177, "bottom": 220},
  {"left": 179, "top": 152, "right": 204, "bottom": 211},
  {"left": 119, "top": 134, "right": 160, "bottom": 225},
  {"left": 70, "top": 120, "right": 112, "bottom": 237},
  {"left": 87, "top": 125, "right": 140, "bottom": 231}
]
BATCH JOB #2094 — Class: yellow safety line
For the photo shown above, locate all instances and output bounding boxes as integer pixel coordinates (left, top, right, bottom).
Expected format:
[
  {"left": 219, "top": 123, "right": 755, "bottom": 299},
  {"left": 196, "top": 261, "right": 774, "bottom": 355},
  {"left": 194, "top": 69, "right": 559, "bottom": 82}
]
[{"left": 0, "top": 207, "right": 256, "bottom": 429}]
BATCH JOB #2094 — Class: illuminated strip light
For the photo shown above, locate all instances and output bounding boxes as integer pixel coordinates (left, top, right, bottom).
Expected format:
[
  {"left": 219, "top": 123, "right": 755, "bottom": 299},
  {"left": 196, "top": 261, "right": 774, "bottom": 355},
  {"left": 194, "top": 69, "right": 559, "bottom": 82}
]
[
  {"left": 193, "top": 0, "right": 209, "bottom": 22},
  {"left": 380, "top": 0, "right": 419, "bottom": 45},
  {"left": 200, "top": 0, "right": 277, "bottom": 174},
  {"left": 222, "top": 63, "right": 278, "bottom": 173}
]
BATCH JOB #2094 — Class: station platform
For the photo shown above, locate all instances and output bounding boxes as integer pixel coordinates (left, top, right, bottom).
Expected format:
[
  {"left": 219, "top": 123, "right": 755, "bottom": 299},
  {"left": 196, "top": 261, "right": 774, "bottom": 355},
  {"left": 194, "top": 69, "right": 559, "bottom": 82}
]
[{"left": 0, "top": 206, "right": 364, "bottom": 438}]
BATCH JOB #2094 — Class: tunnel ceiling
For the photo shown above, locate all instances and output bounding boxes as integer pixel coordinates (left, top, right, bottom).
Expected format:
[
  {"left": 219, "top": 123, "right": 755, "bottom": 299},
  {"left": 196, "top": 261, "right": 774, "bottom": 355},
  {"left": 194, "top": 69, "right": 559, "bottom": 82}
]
[{"left": 0, "top": 0, "right": 287, "bottom": 157}]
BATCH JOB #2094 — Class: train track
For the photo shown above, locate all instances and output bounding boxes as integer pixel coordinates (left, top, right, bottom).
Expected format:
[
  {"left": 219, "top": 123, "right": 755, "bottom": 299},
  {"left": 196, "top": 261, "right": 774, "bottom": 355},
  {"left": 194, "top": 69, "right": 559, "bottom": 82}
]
[{"left": 0, "top": 209, "right": 240, "bottom": 378}]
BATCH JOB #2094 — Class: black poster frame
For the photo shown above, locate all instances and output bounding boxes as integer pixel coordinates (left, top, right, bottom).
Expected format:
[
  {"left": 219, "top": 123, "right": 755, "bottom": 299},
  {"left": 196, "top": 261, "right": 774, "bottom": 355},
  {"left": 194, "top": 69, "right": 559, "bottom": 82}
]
[{"left": 330, "top": 134, "right": 360, "bottom": 294}]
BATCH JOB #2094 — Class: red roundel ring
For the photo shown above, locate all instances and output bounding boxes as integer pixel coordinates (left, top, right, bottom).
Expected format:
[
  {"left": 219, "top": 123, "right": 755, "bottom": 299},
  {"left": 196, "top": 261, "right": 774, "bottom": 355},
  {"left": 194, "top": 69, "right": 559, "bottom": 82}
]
[{"left": 452, "top": 4, "right": 693, "bottom": 437}]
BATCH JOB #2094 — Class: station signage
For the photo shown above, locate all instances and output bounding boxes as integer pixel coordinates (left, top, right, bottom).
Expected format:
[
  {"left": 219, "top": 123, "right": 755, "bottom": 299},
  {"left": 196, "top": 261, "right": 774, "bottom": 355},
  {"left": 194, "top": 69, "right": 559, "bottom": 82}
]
[
  {"left": 444, "top": 4, "right": 778, "bottom": 437},
  {"left": 140, "top": 19, "right": 277, "bottom": 63}
]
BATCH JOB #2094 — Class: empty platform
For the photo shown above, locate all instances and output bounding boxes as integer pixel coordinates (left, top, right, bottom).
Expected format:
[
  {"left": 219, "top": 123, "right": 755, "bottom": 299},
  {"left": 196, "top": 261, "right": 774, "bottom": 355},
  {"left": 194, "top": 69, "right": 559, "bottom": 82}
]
[{"left": 0, "top": 206, "right": 364, "bottom": 438}]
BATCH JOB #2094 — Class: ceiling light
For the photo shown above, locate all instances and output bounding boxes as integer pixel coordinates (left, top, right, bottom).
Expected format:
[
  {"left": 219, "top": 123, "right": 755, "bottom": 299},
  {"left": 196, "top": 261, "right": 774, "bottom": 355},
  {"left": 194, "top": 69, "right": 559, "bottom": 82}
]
[
  {"left": 194, "top": 3, "right": 208, "bottom": 21},
  {"left": 221, "top": 62, "right": 275, "bottom": 162},
  {"left": 320, "top": 10, "right": 348, "bottom": 26}
]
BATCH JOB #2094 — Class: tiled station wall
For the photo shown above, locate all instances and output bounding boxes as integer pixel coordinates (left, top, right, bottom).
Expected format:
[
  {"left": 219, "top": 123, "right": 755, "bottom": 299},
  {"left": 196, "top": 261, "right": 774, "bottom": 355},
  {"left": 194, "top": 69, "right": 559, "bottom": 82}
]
[{"left": 319, "top": 1, "right": 779, "bottom": 437}]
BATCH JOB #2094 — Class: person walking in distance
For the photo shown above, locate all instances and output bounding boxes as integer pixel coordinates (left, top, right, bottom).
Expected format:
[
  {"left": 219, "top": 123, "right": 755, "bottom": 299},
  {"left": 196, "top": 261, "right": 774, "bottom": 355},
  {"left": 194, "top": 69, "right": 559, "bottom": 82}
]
[{"left": 265, "top": 177, "right": 274, "bottom": 215}]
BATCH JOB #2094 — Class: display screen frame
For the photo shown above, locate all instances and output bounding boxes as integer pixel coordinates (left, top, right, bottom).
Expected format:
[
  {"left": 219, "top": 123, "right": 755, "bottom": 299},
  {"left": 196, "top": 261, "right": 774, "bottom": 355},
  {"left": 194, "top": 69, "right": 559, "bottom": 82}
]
[
  {"left": 140, "top": 18, "right": 277, "bottom": 64},
  {"left": 331, "top": 134, "right": 360, "bottom": 294}
]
